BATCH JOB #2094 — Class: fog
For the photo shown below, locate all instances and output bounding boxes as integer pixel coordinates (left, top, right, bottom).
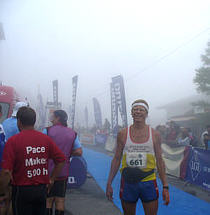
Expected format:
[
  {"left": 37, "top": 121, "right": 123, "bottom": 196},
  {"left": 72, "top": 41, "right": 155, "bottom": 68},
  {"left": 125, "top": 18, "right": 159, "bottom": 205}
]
[{"left": 0, "top": 0, "right": 210, "bottom": 127}]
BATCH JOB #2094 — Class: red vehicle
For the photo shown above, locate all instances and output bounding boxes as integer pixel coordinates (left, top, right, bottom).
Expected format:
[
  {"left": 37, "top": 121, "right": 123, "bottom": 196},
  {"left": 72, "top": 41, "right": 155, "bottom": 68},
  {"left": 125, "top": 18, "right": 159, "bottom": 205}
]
[{"left": 0, "top": 85, "right": 20, "bottom": 123}]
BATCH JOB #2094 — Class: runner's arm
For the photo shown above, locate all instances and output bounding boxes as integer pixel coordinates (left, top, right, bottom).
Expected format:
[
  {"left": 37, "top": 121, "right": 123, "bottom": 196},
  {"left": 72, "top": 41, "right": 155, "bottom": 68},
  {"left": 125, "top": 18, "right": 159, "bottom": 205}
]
[
  {"left": 153, "top": 130, "right": 168, "bottom": 186},
  {"left": 0, "top": 169, "right": 12, "bottom": 195},
  {"left": 106, "top": 130, "right": 125, "bottom": 200},
  {"left": 153, "top": 130, "right": 170, "bottom": 205}
]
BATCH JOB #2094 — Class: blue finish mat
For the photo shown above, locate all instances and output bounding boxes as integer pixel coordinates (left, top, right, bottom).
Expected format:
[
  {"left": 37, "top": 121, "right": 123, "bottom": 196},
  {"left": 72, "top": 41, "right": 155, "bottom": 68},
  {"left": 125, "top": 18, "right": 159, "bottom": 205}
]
[{"left": 83, "top": 148, "right": 210, "bottom": 215}]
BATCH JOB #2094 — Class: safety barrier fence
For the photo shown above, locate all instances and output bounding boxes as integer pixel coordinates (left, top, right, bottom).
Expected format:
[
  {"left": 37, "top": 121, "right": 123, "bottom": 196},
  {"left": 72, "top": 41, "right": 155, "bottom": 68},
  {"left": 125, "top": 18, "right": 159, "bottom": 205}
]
[{"left": 162, "top": 143, "right": 210, "bottom": 191}]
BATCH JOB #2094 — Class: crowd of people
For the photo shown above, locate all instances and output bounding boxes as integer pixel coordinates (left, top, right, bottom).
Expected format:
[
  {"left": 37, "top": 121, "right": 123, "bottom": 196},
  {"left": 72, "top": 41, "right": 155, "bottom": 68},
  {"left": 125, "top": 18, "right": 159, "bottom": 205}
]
[
  {"left": 0, "top": 102, "right": 82, "bottom": 215},
  {"left": 156, "top": 121, "right": 210, "bottom": 150}
]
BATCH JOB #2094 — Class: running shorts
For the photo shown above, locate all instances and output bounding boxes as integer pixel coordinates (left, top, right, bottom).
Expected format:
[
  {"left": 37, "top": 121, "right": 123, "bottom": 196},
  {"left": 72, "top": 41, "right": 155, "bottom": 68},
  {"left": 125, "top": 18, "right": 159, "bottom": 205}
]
[
  {"left": 120, "top": 176, "right": 159, "bottom": 203},
  {"left": 48, "top": 179, "right": 67, "bottom": 198}
]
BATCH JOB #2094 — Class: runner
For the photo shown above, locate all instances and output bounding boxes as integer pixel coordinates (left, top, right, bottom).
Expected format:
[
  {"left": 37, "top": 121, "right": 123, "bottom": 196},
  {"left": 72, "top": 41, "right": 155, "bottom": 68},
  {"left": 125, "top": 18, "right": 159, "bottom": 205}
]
[
  {"left": 1, "top": 106, "right": 66, "bottom": 215},
  {"left": 106, "top": 99, "right": 170, "bottom": 215},
  {"left": 44, "top": 110, "right": 82, "bottom": 215}
]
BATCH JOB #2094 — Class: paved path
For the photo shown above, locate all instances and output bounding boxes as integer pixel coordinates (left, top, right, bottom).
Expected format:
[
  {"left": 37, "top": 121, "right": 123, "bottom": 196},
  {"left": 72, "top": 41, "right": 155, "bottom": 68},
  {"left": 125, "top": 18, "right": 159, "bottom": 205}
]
[{"left": 65, "top": 174, "right": 122, "bottom": 215}]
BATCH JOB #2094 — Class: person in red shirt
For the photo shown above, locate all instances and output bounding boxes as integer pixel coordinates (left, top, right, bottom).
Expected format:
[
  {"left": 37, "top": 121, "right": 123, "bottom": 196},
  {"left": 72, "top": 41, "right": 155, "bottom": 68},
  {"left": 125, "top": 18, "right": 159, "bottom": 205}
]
[{"left": 0, "top": 106, "right": 66, "bottom": 215}]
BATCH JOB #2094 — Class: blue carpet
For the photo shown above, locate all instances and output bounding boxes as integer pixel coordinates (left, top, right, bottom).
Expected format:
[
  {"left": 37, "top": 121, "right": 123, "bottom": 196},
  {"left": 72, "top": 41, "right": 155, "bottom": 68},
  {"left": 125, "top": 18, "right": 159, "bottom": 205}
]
[{"left": 83, "top": 148, "right": 210, "bottom": 215}]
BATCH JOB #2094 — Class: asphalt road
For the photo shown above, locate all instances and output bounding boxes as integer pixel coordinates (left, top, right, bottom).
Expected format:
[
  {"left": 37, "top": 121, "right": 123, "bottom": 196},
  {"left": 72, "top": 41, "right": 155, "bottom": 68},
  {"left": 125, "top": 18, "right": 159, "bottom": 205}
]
[{"left": 65, "top": 173, "right": 122, "bottom": 215}]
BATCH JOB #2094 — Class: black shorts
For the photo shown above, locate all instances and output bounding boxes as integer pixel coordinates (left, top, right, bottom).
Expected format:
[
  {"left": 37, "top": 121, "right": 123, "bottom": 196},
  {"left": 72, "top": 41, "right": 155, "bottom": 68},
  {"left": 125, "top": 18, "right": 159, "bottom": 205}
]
[
  {"left": 12, "top": 184, "right": 47, "bottom": 215},
  {"left": 48, "top": 179, "right": 67, "bottom": 198}
]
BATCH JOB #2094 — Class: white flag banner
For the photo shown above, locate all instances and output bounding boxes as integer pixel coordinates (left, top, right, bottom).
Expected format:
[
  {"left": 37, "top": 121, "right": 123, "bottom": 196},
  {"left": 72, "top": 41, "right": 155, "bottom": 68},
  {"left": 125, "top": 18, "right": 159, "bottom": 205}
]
[{"left": 70, "top": 75, "right": 78, "bottom": 129}]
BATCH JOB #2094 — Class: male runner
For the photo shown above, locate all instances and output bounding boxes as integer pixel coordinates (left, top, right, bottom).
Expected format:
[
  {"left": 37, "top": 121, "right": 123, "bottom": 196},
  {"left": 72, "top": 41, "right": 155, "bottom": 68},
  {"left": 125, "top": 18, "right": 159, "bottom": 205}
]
[{"left": 106, "top": 99, "right": 170, "bottom": 215}]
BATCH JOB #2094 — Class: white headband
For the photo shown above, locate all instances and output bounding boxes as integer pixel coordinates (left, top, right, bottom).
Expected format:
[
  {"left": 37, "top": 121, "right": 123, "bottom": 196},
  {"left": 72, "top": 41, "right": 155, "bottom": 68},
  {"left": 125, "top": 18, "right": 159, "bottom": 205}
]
[{"left": 132, "top": 102, "right": 149, "bottom": 112}]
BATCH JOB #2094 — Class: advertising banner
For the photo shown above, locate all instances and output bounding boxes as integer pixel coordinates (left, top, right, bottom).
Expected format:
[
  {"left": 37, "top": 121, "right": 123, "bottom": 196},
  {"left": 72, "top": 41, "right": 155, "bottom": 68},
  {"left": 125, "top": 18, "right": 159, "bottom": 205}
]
[
  {"left": 0, "top": 23, "right": 5, "bottom": 40},
  {"left": 80, "top": 133, "right": 95, "bottom": 145},
  {"left": 161, "top": 143, "right": 185, "bottom": 177},
  {"left": 84, "top": 106, "right": 88, "bottom": 129},
  {"left": 186, "top": 147, "right": 210, "bottom": 191},
  {"left": 36, "top": 93, "right": 46, "bottom": 129},
  {"left": 92, "top": 97, "right": 102, "bottom": 129},
  {"left": 110, "top": 82, "right": 118, "bottom": 136},
  {"left": 95, "top": 133, "right": 108, "bottom": 145},
  {"left": 111, "top": 75, "right": 127, "bottom": 128},
  {"left": 70, "top": 75, "right": 78, "bottom": 129},
  {"left": 52, "top": 80, "right": 58, "bottom": 107}
]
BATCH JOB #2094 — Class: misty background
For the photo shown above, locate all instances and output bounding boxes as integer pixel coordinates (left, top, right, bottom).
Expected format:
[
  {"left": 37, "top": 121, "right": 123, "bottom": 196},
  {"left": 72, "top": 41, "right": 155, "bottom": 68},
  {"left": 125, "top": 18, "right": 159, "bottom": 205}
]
[{"left": 0, "top": 0, "right": 210, "bottom": 127}]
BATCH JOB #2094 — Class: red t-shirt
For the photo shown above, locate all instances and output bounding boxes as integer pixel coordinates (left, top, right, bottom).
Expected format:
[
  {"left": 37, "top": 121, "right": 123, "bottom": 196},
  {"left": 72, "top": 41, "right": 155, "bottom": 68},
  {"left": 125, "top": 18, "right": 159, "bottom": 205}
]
[{"left": 2, "top": 129, "right": 66, "bottom": 186}]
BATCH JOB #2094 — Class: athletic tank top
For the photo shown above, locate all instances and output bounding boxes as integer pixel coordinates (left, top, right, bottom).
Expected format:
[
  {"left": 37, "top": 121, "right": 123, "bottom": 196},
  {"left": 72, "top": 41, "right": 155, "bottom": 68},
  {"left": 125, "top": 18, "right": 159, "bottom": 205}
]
[{"left": 121, "top": 126, "right": 156, "bottom": 182}]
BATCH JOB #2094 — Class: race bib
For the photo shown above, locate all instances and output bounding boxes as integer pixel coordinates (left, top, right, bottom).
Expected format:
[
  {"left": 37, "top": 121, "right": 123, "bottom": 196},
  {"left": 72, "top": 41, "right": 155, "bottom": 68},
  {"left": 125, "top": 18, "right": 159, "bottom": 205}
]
[{"left": 126, "top": 152, "right": 147, "bottom": 168}]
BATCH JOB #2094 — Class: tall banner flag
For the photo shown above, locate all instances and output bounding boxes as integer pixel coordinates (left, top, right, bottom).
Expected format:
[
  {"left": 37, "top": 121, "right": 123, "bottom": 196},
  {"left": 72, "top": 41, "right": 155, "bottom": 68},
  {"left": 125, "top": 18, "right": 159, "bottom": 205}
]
[
  {"left": 84, "top": 106, "right": 88, "bottom": 129},
  {"left": 111, "top": 75, "right": 128, "bottom": 128},
  {"left": 46, "top": 80, "right": 61, "bottom": 126},
  {"left": 70, "top": 75, "right": 78, "bottom": 129},
  {"left": 0, "top": 23, "right": 5, "bottom": 40},
  {"left": 36, "top": 93, "right": 46, "bottom": 130},
  {"left": 52, "top": 80, "right": 59, "bottom": 108},
  {"left": 92, "top": 97, "right": 102, "bottom": 129},
  {"left": 110, "top": 82, "right": 118, "bottom": 136}
]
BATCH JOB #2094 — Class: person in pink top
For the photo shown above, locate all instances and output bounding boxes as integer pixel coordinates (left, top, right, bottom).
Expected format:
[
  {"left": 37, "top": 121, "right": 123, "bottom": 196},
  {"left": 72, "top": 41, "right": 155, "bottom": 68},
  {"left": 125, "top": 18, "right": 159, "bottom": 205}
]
[
  {"left": 0, "top": 106, "right": 65, "bottom": 215},
  {"left": 45, "top": 110, "right": 82, "bottom": 215}
]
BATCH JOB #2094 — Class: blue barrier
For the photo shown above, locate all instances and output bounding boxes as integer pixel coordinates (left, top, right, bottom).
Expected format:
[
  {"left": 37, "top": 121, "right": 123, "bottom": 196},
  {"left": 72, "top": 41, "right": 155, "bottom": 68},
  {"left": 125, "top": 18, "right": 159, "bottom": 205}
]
[{"left": 186, "top": 147, "right": 210, "bottom": 191}]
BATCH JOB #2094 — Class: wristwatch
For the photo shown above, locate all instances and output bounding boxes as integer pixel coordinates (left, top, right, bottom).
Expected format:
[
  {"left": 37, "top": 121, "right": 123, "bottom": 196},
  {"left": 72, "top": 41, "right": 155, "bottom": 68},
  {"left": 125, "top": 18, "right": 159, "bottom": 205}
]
[{"left": 163, "top": 185, "right": 169, "bottom": 190}]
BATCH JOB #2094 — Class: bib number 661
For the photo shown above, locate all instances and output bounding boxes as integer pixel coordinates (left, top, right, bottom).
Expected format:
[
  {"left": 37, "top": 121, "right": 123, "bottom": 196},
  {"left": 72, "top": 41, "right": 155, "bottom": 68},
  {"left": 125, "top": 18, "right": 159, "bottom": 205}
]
[{"left": 129, "top": 159, "right": 143, "bottom": 166}]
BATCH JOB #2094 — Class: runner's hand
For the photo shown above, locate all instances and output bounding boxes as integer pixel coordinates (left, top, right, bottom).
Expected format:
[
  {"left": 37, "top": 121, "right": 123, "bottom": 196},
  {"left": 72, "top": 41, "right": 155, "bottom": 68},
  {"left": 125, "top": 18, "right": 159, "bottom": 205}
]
[
  {"left": 162, "top": 188, "right": 170, "bottom": 205},
  {"left": 47, "top": 178, "right": 55, "bottom": 193},
  {"left": 106, "top": 184, "right": 113, "bottom": 201}
]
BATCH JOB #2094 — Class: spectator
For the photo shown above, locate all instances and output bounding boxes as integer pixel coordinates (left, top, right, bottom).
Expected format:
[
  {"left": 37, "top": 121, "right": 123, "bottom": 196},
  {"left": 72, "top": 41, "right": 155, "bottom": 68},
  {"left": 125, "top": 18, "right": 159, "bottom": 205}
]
[
  {"left": 156, "top": 125, "right": 167, "bottom": 143},
  {"left": 44, "top": 110, "right": 82, "bottom": 215},
  {"left": 2, "top": 102, "right": 28, "bottom": 142},
  {"left": 201, "top": 125, "right": 210, "bottom": 150},
  {"left": 177, "top": 127, "right": 197, "bottom": 147},
  {"left": 0, "top": 104, "right": 8, "bottom": 215},
  {"left": 0, "top": 104, "right": 5, "bottom": 169},
  {"left": 0, "top": 107, "right": 65, "bottom": 215},
  {"left": 165, "top": 121, "right": 180, "bottom": 144}
]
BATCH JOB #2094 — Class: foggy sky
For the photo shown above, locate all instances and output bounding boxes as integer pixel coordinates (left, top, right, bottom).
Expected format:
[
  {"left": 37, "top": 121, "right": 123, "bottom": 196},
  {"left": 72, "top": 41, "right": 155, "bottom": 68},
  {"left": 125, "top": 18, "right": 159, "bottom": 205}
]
[{"left": 0, "top": 0, "right": 210, "bottom": 126}]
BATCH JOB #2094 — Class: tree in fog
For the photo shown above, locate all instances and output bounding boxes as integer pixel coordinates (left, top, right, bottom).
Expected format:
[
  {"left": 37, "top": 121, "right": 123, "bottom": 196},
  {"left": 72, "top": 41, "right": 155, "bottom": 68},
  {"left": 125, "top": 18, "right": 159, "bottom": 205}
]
[
  {"left": 193, "top": 41, "right": 210, "bottom": 127},
  {"left": 194, "top": 41, "right": 210, "bottom": 95}
]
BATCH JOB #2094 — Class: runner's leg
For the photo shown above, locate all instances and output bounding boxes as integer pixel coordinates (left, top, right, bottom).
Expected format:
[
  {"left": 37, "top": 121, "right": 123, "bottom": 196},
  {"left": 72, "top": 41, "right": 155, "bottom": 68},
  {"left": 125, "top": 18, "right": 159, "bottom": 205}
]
[
  {"left": 142, "top": 199, "right": 158, "bottom": 215},
  {"left": 121, "top": 199, "right": 136, "bottom": 215},
  {"left": 55, "top": 197, "right": 65, "bottom": 211},
  {"left": 46, "top": 197, "right": 55, "bottom": 215}
]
